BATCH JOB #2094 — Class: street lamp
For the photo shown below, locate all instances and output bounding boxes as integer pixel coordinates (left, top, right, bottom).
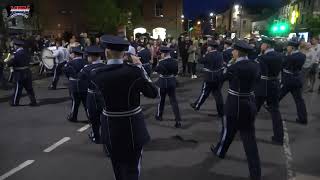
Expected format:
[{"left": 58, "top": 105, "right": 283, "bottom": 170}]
[
  {"left": 234, "top": 4, "right": 242, "bottom": 38},
  {"left": 197, "top": 21, "right": 201, "bottom": 25},
  {"left": 181, "top": 15, "right": 184, "bottom": 19},
  {"left": 210, "top": 12, "right": 214, "bottom": 17}
]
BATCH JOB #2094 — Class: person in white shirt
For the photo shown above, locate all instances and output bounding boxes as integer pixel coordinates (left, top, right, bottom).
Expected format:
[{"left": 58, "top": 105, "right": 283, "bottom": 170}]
[
  {"left": 301, "top": 42, "right": 317, "bottom": 92},
  {"left": 310, "top": 37, "right": 320, "bottom": 93},
  {"left": 49, "top": 39, "right": 68, "bottom": 90},
  {"left": 67, "top": 35, "right": 81, "bottom": 53}
]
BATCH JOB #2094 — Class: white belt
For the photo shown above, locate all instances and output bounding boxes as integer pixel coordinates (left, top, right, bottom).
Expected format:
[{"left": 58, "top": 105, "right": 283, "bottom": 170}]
[
  {"left": 159, "top": 74, "right": 175, "bottom": 78},
  {"left": 261, "top": 75, "right": 279, "bottom": 80},
  {"left": 283, "top": 69, "right": 293, "bottom": 74},
  {"left": 13, "top": 66, "right": 29, "bottom": 70},
  {"left": 228, "top": 89, "right": 254, "bottom": 97},
  {"left": 69, "top": 77, "right": 79, "bottom": 81},
  {"left": 87, "top": 89, "right": 95, "bottom": 93},
  {"left": 102, "top": 106, "right": 142, "bottom": 117},
  {"left": 203, "top": 67, "right": 224, "bottom": 73}
]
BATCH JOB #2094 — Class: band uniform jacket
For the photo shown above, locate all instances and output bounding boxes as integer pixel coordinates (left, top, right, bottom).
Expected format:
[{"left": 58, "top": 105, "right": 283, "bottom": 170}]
[
  {"left": 199, "top": 50, "right": 224, "bottom": 83},
  {"left": 7, "top": 48, "right": 32, "bottom": 82},
  {"left": 255, "top": 50, "right": 283, "bottom": 97},
  {"left": 281, "top": 52, "right": 306, "bottom": 88},
  {"left": 138, "top": 48, "right": 152, "bottom": 75},
  {"left": 64, "top": 58, "right": 88, "bottom": 93},
  {"left": 90, "top": 62, "right": 158, "bottom": 160},
  {"left": 78, "top": 62, "right": 107, "bottom": 106},
  {"left": 223, "top": 48, "right": 233, "bottom": 64},
  {"left": 155, "top": 58, "right": 178, "bottom": 89},
  {"left": 224, "top": 58, "right": 260, "bottom": 130}
]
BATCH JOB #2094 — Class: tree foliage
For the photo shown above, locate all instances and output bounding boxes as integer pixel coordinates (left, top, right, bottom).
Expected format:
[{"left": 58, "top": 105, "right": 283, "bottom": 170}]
[
  {"left": 85, "top": 0, "right": 142, "bottom": 34},
  {"left": 0, "top": 8, "right": 5, "bottom": 34},
  {"left": 85, "top": 0, "right": 121, "bottom": 33},
  {"left": 306, "top": 15, "right": 320, "bottom": 36}
]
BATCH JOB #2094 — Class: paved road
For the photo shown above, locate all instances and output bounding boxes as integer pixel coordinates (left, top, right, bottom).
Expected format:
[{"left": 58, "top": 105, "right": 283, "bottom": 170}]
[{"left": 0, "top": 75, "right": 319, "bottom": 180}]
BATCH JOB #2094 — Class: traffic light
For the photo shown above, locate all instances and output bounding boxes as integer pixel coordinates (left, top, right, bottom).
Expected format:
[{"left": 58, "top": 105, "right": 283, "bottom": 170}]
[{"left": 270, "top": 21, "right": 290, "bottom": 36}]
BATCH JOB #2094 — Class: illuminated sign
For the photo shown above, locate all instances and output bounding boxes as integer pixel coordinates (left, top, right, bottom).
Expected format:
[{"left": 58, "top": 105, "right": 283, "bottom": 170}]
[{"left": 8, "top": 6, "right": 31, "bottom": 19}]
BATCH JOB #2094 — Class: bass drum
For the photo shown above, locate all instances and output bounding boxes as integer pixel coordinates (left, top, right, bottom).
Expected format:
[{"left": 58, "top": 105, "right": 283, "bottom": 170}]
[{"left": 41, "top": 48, "right": 55, "bottom": 70}]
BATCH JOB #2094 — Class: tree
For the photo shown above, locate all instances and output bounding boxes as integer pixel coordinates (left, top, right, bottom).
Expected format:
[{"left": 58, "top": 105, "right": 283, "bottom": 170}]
[
  {"left": 85, "top": 0, "right": 143, "bottom": 34},
  {"left": 0, "top": 6, "right": 5, "bottom": 34},
  {"left": 85, "top": 0, "right": 122, "bottom": 33},
  {"left": 306, "top": 15, "right": 320, "bottom": 37}
]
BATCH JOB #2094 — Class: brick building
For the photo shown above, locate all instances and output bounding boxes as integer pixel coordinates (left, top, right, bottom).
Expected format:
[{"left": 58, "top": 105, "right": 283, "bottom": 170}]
[
  {"left": 2, "top": 0, "right": 184, "bottom": 38},
  {"left": 1, "top": 0, "right": 87, "bottom": 35},
  {"left": 140, "top": 0, "right": 183, "bottom": 39}
]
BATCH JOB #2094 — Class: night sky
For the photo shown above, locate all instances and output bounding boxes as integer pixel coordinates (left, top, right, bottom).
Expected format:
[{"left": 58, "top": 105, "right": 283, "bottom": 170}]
[{"left": 184, "top": 0, "right": 284, "bottom": 19}]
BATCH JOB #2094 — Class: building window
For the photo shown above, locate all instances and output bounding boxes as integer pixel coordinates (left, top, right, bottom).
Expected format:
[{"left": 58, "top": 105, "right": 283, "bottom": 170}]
[{"left": 154, "top": 0, "right": 164, "bottom": 17}]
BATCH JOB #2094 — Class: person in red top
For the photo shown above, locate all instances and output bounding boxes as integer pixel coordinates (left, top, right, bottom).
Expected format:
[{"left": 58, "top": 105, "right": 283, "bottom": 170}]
[{"left": 151, "top": 40, "right": 160, "bottom": 72}]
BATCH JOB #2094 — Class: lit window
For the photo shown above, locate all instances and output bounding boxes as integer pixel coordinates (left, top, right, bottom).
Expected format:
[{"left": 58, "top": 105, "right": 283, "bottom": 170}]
[{"left": 154, "top": 0, "right": 164, "bottom": 17}]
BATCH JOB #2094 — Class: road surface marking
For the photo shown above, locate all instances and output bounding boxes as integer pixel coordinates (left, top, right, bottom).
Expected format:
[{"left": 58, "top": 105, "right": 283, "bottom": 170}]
[
  {"left": 0, "top": 160, "right": 35, "bottom": 180},
  {"left": 43, "top": 137, "right": 71, "bottom": 153},
  {"left": 282, "top": 121, "right": 295, "bottom": 180},
  {"left": 77, "top": 124, "right": 90, "bottom": 132},
  {"left": 296, "top": 173, "right": 320, "bottom": 180}
]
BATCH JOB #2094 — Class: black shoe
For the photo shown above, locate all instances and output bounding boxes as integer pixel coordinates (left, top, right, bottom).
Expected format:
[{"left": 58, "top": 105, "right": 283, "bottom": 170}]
[
  {"left": 155, "top": 116, "right": 163, "bottom": 121},
  {"left": 67, "top": 115, "right": 77, "bottom": 122},
  {"left": 210, "top": 145, "right": 216, "bottom": 154},
  {"left": 271, "top": 136, "right": 283, "bottom": 145},
  {"left": 210, "top": 145, "right": 225, "bottom": 159},
  {"left": 263, "top": 104, "right": 271, "bottom": 112},
  {"left": 296, "top": 118, "right": 307, "bottom": 125},
  {"left": 48, "top": 86, "right": 57, "bottom": 90},
  {"left": 102, "top": 144, "right": 111, "bottom": 158},
  {"left": 29, "top": 102, "right": 38, "bottom": 106},
  {"left": 190, "top": 103, "right": 199, "bottom": 111},
  {"left": 10, "top": 103, "right": 20, "bottom": 107},
  {"left": 175, "top": 121, "right": 182, "bottom": 128},
  {"left": 88, "top": 132, "right": 101, "bottom": 144}
]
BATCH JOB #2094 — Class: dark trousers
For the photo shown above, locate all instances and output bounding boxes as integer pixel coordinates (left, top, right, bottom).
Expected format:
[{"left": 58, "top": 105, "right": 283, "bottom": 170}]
[
  {"left": 142, "top": 64, "right": 152, "bottom": 77},
  {"left": 157, "top": 87, "right": 181, "bottom": 121},
  {"left": 279, "top": 85, "right": 308, "bottom": 123},
  {"left": 152, "top": 58, "right": 158, "bottom": 71},
  {"left": 194, "top": 82, "right": 224, "bottom": 116},
  {"left": 111, "top": 149, "right": 142, "bottom": 180},
  {"left": 86, "top": 93, "right": 102, "bottom": 140},
  {"left": 182, "top": 57, "right": 188, "bottom": 74},
  {"left": 51, "top": 62, "right": 66, "bottom": 88},
  {"left": 188, "top": 62, "right": 197, "bottom": 75},
  {"left": 11, "top": 78, "right": 36, "bottom": 105},
  {"left": 0, "top": 67, "right": 7, "bottom": 87},
  {"left": 69, "top": 91, "right": 87, "bottom": 121},
  {"left": 213, "top": 116, "right": 261, "bottom": 180},
  {"left": 256, "top": 95, "right": 284, "bottom": 142}
]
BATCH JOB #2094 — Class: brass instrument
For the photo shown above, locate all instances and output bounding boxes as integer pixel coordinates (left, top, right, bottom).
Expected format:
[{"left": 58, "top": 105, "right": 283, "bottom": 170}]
[{"left": 4, "top": 53, "right": 14, "bottom": 63}]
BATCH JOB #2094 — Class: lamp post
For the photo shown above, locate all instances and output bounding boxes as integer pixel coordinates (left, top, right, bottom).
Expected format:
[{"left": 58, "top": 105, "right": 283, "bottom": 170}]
[
  {"left": 209, "top": 12, "right": 215, "bottom": 31},
  {"left": 234, "top": 4, "right": 242, "bottom": 38},
  {"left": 188, "top": 20, "right": 192, "bottom": 37}
]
